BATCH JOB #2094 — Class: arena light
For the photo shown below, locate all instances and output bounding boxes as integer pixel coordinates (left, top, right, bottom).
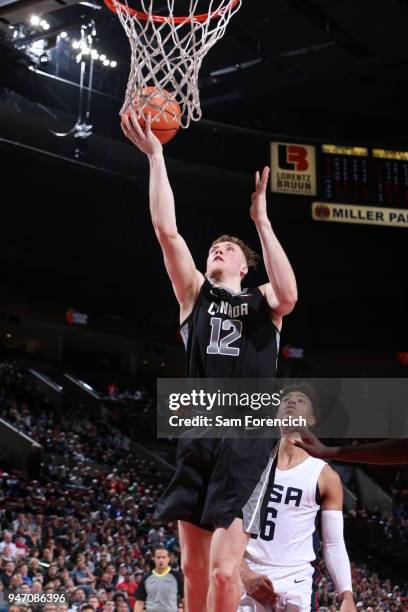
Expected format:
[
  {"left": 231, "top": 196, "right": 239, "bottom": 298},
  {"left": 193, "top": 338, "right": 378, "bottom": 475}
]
[
  {"left": 373, "top": 148, "right": 408, "bottom": 161},
  {"left": 60, "top": 31, "right": 68, "bottom": 38},
  {"left": 103, "top": 59, "right": 109, "bottom": 66},
  {"left": 41, "top": 20, "right": 50, "bottom": 30},
  {"left": 322, "top": 144, "right": 368, "bottom": 157},
  {"left": 110, "top": 60, "right": 117, "bottom": 68},
  {"left": 92, "top": 49, "right": 99, "bottom": 59},
  {"left": 27, "top": 39, "right": 46, "bottom": 59},
  {"left": 30, "top": 15, "right": 41, "bottom": 26},
  {"left": 99, "top": 53, "right": 106, "bottom": 61},
  {"left": 72, "top": 40, "right": 80, "bottom": 49}
]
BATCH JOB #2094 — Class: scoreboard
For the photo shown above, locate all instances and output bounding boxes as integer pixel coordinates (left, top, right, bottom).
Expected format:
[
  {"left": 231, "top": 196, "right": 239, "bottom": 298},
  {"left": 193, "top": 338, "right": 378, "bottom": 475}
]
[
  {"left": 321, "top": 144, "right": 408, "bottom": 208},
  {"left": 271, "top": 141, "right": 408, "bottom": 210}
]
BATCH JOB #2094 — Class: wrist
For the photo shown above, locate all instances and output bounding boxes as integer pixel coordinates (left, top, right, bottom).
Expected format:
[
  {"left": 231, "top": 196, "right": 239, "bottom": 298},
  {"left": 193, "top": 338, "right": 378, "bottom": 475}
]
[
  {"left": 148, "top": 151, "right": 164, "bottom": 164},
  {"left": 327, "top": 445, "right": 341, "bottom": 458},
  {"left": 341, "top": 590, "right": 354, "bottom": 601},
  {"left": 253, "top": 215, "right": 270, "bottom": 228},
  {"left": 240, "top": 565, "right": 257, "bottom": 582}
]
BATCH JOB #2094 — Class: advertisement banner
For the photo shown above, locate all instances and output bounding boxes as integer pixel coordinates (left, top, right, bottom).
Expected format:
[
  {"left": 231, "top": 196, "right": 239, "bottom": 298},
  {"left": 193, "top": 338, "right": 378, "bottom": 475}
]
[
  {"left": 312, "top": 201, "right": 408, "bottom": 229},
  {"left": 271, "top": 142, "right": 317, "bottom": 196}
]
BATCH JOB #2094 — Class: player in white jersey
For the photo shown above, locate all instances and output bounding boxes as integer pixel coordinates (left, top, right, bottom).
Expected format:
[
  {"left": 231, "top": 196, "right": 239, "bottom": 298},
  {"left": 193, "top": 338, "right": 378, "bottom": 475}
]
[{"left": 238, "top": 384, "right": 357, "bottom": 612}]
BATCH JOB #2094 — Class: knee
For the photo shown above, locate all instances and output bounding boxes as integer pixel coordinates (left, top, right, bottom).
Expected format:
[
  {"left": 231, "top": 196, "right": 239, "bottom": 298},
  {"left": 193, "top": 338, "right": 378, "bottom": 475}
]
[
  {"left": 210, "top": 564, "right": 238, "bottom": 591},
  {"left": 181, "top": 557, "right": 208, "bottom": 582}
]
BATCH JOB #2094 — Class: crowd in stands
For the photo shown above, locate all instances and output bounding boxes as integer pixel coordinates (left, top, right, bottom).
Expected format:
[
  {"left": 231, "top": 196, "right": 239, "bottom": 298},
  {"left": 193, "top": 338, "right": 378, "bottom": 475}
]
[
  {"left": 344, "top": 505, "right": 408, "bottom": 553},
  {"left": 365, "top": 465, "right": 408, "bottom": 503},
  {"left": 318, "top": 564, "right": 407, "bottom": 611},
  {"left": 1, "top": 360, "right": 407, "bottom": 611}
]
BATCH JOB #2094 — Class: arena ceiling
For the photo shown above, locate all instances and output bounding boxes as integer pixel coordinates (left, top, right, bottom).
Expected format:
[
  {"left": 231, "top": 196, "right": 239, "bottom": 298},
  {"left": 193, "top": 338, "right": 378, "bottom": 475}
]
[{"left": 1, "top": 0, "right": 408, "bottom": 141}]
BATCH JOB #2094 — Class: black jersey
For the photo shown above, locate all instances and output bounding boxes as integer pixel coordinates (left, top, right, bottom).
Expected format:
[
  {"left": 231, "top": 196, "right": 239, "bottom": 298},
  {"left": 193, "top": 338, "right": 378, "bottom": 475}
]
[{"left": 180, "top": 279, "right": 280, "bottom": 378}]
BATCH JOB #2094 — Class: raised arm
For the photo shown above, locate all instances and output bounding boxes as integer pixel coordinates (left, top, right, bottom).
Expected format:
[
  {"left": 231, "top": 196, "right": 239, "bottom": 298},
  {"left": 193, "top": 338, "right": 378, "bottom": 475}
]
[
  {"left": 250, "top": 167, "right": 298, "bottom": 317},
  {"left": 121, "top": 112, "right": 203, "bottom": 318}
]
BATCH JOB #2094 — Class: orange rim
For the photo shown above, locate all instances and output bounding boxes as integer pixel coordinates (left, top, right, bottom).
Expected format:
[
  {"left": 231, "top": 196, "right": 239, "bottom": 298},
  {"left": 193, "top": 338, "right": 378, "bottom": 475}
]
[{"left": 104, "top": 0, "right": 240, "bottom": 23}]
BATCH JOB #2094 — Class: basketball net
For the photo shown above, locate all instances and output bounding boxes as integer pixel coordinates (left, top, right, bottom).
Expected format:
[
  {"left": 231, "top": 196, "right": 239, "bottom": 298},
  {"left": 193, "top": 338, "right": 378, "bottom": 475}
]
[{"left": 107, "top": 0, "right": 242, "bottom": 128}]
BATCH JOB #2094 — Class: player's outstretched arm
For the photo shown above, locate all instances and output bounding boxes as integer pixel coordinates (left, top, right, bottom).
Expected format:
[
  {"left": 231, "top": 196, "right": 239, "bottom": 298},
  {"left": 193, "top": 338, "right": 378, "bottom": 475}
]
[
  {"left": 319, "top": 467, "right": 356, "bottom": 612},
  {"left": 121, "top": 112, "right": 203, "bottom": 316},
  {"left": 250, "top": 167, "right": 298, "bottom": 317},
  {"left": 291, "top": 430, "right": 408, "bottom": 464}
]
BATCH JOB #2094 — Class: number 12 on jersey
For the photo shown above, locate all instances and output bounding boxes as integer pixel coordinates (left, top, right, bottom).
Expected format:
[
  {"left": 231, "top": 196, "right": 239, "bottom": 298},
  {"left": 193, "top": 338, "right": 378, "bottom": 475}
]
[{"left": 206, "top": 317, "right": 242, "bottom": 357}]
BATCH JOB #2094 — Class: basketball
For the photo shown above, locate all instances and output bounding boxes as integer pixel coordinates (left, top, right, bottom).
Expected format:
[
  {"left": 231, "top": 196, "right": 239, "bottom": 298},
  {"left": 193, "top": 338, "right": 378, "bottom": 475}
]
[{"left": 130, "top": 87, "right": 181, "bottom": 145}]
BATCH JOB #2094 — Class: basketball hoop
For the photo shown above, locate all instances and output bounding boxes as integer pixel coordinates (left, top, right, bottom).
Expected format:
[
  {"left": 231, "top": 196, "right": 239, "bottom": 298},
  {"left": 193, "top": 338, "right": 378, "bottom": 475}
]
[{"left": 105, "top": 0, "right": 242, "bottom": 128}]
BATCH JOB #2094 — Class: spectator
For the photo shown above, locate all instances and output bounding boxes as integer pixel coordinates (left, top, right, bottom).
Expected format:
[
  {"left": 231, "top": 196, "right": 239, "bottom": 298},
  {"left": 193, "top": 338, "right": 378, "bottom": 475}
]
[
  {"left": 96, "top": 590, "right": 108, "bottom": 608},
  {"left": 87, "top": 597, "right": 100, "bottom": 611},
  {"left": 112, "top": 593, "right": 127, "bottom": 609},
  {"left": 8, "top": 573, "right": 23, "bottom": 593},
  {"left": 0, "top": 533, "right": 17, "bottom": 558},
  {"left": 71, "top": 558, "right": 95, "bottom": 590},
  {"left": 27, "top": 559, "right": 41, "bottom": 579},
  {"left": 17, "top": 563, "right": 32, "bottom": 586},
  {"left": 0, "top": 561, "right": 16, "bottom": 588},
  {"left": 117, "top": 571, "right": 138, "bottom": 609},
  {"left": 115, "top": 565, "right": 127, "bottom": 587},
  {"left": 70, "top": 588, "right": 87, "bottom": 610},
  {"left": 0, "top": 582, "right": 7, "bottom": 612},
  {"left": 31, "top": 581, "right": 42, "bottom": 594}
]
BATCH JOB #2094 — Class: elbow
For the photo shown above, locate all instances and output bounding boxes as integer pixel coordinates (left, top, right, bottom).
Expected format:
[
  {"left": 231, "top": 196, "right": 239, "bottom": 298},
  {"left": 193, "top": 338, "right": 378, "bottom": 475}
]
[
  {"left": 278, "top": 291, "right": 298, "bottom": 316},
  {"left": 154, "top": 225, "right": 179, "bottom": 243}
]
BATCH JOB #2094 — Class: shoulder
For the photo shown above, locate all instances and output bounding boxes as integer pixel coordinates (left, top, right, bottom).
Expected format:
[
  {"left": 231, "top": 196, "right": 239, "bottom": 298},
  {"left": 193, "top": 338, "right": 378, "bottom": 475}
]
[
  {"left": 170, "top": 569, "right": 183, "bottom": 577},
  {"left": 318, "top": 465, "right": 343, "bottom": 507},
  {"left": 170, "top": 570, "right": 184, "bottom": 592},
  {"left": 318, "top": 464, "right": 341, "bottom": 488}
]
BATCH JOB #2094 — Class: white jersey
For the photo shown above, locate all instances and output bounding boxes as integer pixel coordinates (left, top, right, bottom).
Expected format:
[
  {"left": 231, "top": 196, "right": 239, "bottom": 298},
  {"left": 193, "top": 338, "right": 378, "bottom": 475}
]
[{"left": 246, "top": 455, "right": 327, "bottom": 570}]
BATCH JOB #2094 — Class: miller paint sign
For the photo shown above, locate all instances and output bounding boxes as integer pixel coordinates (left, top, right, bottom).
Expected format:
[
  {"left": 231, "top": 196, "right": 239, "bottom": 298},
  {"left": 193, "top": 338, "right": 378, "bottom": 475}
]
[{"left": 271, "top": 142, "right": 317, "bottom": 196}]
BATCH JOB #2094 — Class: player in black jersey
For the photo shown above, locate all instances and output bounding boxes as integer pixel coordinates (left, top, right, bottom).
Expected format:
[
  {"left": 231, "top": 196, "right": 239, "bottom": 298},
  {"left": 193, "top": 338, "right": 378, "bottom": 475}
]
[{"left": 121, "top": 113, "right": 298, "bottom": 612}]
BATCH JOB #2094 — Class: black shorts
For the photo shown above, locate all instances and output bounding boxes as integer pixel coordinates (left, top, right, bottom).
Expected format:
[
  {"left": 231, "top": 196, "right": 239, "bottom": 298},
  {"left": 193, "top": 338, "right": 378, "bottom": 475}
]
[{"left": 154, "top": 436, "right": 278, "bottom": 533}]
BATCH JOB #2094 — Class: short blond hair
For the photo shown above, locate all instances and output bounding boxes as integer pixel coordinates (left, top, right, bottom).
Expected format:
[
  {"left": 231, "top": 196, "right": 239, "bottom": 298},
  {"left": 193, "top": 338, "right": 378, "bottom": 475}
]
[{"left": 210, "top": 235, "right": 260, "bottom": 270}]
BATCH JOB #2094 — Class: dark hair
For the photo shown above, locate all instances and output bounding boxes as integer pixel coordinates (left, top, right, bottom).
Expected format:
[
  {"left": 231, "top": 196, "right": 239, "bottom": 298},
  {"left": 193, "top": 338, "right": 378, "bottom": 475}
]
[
  {"left": 153, "top": 547, "right": 169, "bottom": 556},
  {"left": 113, "top": 593, "right": 126, "bottom": 603},
  {"left": 281, "top": 382, "right": 319, "bottom": 421},
  {"left": 210, "top": 235, "right": 260, "bottom": 271},
  {"left": 80, "top": 606, "right": 94, "bottom": 612}
]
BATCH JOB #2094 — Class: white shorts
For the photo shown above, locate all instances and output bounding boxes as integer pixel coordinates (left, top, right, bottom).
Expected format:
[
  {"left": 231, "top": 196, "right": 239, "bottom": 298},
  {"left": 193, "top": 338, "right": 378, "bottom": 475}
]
[{"left": 238, "top": 564, "right": 317, "bottom": 612}]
